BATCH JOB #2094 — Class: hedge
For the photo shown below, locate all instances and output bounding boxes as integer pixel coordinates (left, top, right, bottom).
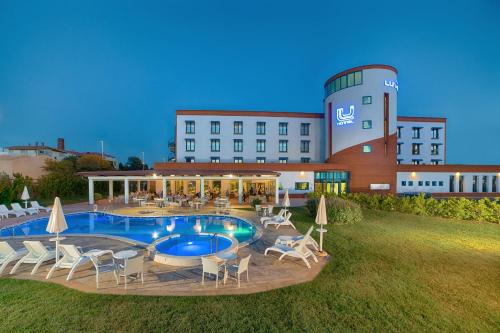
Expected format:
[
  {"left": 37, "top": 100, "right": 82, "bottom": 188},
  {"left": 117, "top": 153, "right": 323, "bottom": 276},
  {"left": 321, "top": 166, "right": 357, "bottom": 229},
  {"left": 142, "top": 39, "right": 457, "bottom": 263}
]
[{"left": 306, "top": 193, "right": 363, "bottom": 225}]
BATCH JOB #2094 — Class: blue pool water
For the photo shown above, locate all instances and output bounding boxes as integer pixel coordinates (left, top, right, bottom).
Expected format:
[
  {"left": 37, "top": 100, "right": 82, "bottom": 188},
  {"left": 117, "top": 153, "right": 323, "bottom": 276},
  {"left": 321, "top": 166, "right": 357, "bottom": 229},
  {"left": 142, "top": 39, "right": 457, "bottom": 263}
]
[
  {"left": 0, "top": 212, "right": 255, "bottom": 245},
  {"left": 155, "top": 234, "right": 233, "bottom": 256}
]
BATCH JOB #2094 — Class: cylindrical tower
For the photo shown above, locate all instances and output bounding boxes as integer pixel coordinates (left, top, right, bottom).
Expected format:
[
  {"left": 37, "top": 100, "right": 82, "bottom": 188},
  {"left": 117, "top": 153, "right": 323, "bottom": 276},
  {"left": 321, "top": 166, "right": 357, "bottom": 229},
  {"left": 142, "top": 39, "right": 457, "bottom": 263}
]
[{"left": 324, "top": 64, "right": 398, "bottom": 193}]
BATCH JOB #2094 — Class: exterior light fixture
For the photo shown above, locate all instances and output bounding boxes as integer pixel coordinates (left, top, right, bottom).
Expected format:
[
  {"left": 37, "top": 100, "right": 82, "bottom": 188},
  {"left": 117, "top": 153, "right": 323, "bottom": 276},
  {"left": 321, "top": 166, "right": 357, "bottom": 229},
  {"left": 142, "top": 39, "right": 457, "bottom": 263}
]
[
  {"left": 411, "top": 172, "right": 416, "bottom": 179},
  {"left": 170, "top": 174, "right": 175, "bottom": 177},
  {"left": 300, "top": 171, "right": 305, "bottom": 176},
  {"left": 456, "top": 172, "right": 460, "bottom": 177}
]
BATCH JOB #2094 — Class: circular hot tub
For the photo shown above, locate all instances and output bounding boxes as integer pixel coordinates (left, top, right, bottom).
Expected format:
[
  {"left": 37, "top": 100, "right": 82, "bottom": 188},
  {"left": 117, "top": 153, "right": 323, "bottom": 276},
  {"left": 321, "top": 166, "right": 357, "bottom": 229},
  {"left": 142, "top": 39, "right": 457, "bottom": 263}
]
[{"left": 150, "top": 233, "right": 238, "bottom": 266}]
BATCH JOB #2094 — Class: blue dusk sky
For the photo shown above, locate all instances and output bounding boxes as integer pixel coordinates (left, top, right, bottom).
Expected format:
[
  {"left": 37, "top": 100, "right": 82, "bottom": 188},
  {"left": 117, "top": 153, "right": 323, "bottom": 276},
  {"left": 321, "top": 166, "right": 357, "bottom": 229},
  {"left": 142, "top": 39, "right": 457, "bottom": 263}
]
[{"left": 0, "top": 0, "right": 499, "bottom": 165}]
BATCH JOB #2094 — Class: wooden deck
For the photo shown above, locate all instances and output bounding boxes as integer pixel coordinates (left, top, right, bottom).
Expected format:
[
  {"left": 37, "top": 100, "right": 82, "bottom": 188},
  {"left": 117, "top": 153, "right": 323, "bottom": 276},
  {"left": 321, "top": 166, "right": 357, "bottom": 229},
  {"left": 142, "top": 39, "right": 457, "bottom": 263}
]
[{"left": 0, "top": 205, "right": 327, "bottom": 296}]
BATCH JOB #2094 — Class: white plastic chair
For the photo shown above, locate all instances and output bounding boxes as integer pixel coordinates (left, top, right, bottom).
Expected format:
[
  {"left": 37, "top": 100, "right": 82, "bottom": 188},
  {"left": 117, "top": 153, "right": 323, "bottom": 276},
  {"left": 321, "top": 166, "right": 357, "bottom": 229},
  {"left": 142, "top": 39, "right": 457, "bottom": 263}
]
[
  {"left": 255, "top": 205, "right": 262, "bottom": 216},
  {"left": 89, "top": 250, "right": 118, "bottom": 289},
  {"left": 0, "top": 204, "right": 25, "bottom": 218},
  {"left": 226, "top": 255, "right": 251, "bottom": 287},
  {"left": 11, "top": 203, "right": 38, "bottom": 216},
  {"left": 201, "top": 257, "right": 224, "bottom": 288},
  {"left": 46, "top": 244, "right": 99, "bottom": 280},
  {"left": 30, "top": 201, "right": 52, "bottom": 213},
  {"left": 267, "top": 205, "right": 274, "bottom": 216},
  {"left": 10, "top": 241, "right": 56, "bottom": 275},
  {"left": 264, "top": 226, "right": 318, "bottom": 268},
  {"left": 260, "top": 209, "right": 285, "bottom": 224},
  {"left": 264, "top": 212, "right": 296, "bottom": 229},
  {"left": 0, "top": 242, "right": 28, "bottom": 275},
  {"left": 118, "top": 256, "right": 144, "bottom": 289}
]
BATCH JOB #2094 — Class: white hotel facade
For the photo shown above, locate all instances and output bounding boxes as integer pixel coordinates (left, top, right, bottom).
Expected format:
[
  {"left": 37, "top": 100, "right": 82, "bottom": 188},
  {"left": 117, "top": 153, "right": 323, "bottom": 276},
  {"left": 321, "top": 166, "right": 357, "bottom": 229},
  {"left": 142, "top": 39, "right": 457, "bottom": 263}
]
[{"left": 82, "top": 65, "right": 500, "bottom": 204}]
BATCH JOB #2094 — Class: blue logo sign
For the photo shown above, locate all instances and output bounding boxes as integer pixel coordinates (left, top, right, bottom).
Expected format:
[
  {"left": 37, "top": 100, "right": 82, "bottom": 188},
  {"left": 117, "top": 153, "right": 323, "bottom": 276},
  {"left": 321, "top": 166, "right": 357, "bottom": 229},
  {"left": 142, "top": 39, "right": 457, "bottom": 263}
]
[
  {"left": 384, "top": 79, "right": 399, "bottom": 92},
  {"left": 336, "top": 105, "right": 355, "bottom": 126}
]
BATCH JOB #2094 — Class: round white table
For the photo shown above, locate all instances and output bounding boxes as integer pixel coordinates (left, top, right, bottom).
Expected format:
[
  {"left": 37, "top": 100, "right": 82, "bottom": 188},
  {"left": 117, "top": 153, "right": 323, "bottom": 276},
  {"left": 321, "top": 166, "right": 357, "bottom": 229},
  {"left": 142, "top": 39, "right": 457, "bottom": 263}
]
[
  {"left": 113, "top": 250, "right": 138, "bottom": 260},
  {"left": 216, "top": 252, "right": 238, "bottom": 284}
]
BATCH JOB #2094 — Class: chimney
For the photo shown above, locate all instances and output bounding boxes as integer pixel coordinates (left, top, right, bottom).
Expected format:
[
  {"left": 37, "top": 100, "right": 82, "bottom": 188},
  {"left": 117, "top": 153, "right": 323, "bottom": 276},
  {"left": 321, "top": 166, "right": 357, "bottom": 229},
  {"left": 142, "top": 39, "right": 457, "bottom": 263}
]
[{"left": 57, "top": 138, "right": 65, "bottom": 150}]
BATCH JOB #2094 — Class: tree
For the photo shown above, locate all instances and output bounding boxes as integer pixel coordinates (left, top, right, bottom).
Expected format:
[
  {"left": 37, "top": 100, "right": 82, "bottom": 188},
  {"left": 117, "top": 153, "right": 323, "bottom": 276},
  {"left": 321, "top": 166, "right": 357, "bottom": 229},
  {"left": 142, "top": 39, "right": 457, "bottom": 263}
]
[
  {"left": 76, "top": 155, "right": 114, "bottom": 172},
  {"left": 122, "top": 156, "right": 147, "bottom": 170}
]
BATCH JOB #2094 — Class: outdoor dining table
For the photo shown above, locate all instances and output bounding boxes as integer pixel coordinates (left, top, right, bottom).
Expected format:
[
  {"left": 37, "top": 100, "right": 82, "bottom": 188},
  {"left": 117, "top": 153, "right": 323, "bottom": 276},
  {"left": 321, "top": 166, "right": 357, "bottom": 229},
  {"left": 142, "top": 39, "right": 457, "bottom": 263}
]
[
  {"left": 216, "top": 252, "right": 238, "bottom": 285},
  {"left": 193, "top": 201, "right": 203, "bottom": 210}
]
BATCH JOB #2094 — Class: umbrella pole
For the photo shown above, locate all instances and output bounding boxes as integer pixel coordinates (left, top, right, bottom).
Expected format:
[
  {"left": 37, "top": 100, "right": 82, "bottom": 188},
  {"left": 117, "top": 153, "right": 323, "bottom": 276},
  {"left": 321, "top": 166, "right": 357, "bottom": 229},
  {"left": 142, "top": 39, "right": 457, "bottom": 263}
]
[
  {"left": 55, "top": 232, "right": 60, "bottom": 260},
  {"left": 24, "top": 201, "right": 27, "bottom": 209}
]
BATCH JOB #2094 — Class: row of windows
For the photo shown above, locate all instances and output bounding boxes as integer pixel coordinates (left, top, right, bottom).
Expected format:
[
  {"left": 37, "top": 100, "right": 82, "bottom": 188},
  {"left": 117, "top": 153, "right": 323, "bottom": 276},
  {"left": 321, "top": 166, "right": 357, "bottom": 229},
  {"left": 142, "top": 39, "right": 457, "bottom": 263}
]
[
  {"left": 324, "top": 70, "right": 363, "bottom": 97},
  {"left": 185, "top": 121, "right": 311, "bottom": 136},
  {"left": 450, "top": 175, "right": 498, "bottom": 193},
  {"left": 397, "top": 143, "right": 443, "bottom": 155},
  {"left": 397, "top": 126, "right": 442, "bottom": 140},
  {"left": 185, "top": 156, "right": 312, "bottom": 164},
  {"left": 185, "top": 139, "right": 311, "bottom": 153},
  {"left": 397, "top": 159, "right": 442, "bottom": 165},
  {"left": 401, "top": 180, "right": 445, "bottom": 187}
]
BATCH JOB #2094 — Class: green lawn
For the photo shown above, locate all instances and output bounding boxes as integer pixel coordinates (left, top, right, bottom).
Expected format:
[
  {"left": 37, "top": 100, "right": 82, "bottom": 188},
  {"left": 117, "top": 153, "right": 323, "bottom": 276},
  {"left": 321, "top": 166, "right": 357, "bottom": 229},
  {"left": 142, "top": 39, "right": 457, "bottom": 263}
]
[{"left": 1, "top": 208, "right": 499, "bottom": 332}]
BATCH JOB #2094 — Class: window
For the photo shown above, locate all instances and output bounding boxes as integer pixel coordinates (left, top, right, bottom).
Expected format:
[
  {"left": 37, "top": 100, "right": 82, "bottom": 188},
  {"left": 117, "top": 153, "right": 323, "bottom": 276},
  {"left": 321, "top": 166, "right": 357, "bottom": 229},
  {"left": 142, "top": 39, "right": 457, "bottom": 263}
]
[
  {"left": 432, "top": 181, "right": 437, "bottom": 186},
  {"left": 401, "top": 181, "right": 407, "bottom": 186},
  {"left": 363, "top": 144, "right": 372, "bottom": 153},
  {"left": 397, "top": 143, "right": 403, "bottom": 155},
  {"left": 408, "top": 181, "right": 414, "bottom": 186},
  {"left": 256, "top": 122, "right": 266, "bottom": 135},
  {"left": 279, "top": 140, "right": 288, "bottom": 153},
  {"left": 412, "top": 143, "right": 421, "bottom": 155},
  {"left": 482, "top": 176, "right": 488, "bottom": 192},
  {"left": 362, "top": 120, "right": 372, "bottom": 129},
  {"left": 412, "top": 127, "right": 421, "bottom": 139},
  {"left": 431, "top": 159, "right": 441, "bottom": 165},
  {"left": 472, "top": 175, "right": 478, "bottom": 192},
  {"left": 185, "top": 139, "right": 195, "bottom": 152},
  {"left": 279, "top": 122, "right": 288, "bottom": 135},
  {"left": 418, "top": 181, "right": 423, "bottom": 186},
  {"left": 234, "top": 157, "right": 243, "bottom": 163},
  {"left": 397, "top": 126, "right": 403, "bottom": 139},
  {"left": 233, "top": 139, "right": 243, "bottom": 152},
  {"left": 412, "top": 159, "right": 422, "bottom": 165},
  {"left": 185, "top": 156, "right": 195, "bottom": 163},
  {"left": 295, "top": 182, "right": 309, "bottom": 191},
  {"left": 210, "top": 139, "right": 220, "bottom": 152},
  {"left": 301, "top": 157, "right": 310, "bottom": 163},
  {"left": 300, "top": 123, "right": 310, "bottom": 136},
  {"left": 439, "top": 181, "right": 444, "bottom": 186},
  {"left": 354, "top": 71, "right": 362, "bottom": 85},
  {"left": 362, "top": 96, "right": 372, "bottom": 105},
  {"left": 347, "top": 72, "right": 355, "bottom": 87},
  {"left": 234, "top": 121, "right": 243, "bottom": 135},
  {"left": 300, "top": 140, "right": 310, "bottom": 153},
  {"left": 256, "top": 139, "right": 266, "bottom": 152},
  {"left": 397, "top": 159, "right": 403, "bottom": 165},
  {"left": 256, "top": 157, "right": 266, "bottom": 163},
  {"left": 449, "top": 175, "right": 455, "bottom": 192},
  {"left": 431, "top": 144, "right": 440, "bottom": 155},
  {"left": 279, "top": 157, "right": 288, "bottom": 163},
  {"left": 210, "top": 121, "right": 220, "bottom": 134},
  {"left": 425, "top": 181, "right": 430, "bottom": 186},
  {"left": 431, "top": 127, "right": 441, "bottom": 139},
  {"left": 493, "top": 176, "right": 498, "bottom": 192},
  {"left": 324, "top": 71, "right": 364, "bottom": 97},
  {"left": 211, "top": 157, "right": 220, "bottom": 163},
  {"left": 185, "top": 121, "right": 195, "bottom": 134},
  {"left": 340, "top": 75, "right": 347, "bottom": 89}
]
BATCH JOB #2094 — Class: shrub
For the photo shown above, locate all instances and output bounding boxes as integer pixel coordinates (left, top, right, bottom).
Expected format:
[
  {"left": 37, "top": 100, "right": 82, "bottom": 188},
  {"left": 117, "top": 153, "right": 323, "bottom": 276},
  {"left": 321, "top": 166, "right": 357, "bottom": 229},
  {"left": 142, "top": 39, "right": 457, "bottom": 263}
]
[
  {"left": 250, "top": 198, "right": 262, "bottom": 207},
  {"left": 94, "top": 193, "right": 103, "bottom": 201},
  {"left": 306, "top": 193, "right": 363, "bottom": 225}
]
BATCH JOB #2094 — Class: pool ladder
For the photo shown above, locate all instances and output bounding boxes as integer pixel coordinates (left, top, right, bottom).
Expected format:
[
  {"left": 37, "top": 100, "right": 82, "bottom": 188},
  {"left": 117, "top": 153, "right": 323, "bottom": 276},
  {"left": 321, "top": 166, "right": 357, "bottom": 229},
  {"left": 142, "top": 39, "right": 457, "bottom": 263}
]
[{"left": 209, "top": 233, "right": 219, "bottom": 254}]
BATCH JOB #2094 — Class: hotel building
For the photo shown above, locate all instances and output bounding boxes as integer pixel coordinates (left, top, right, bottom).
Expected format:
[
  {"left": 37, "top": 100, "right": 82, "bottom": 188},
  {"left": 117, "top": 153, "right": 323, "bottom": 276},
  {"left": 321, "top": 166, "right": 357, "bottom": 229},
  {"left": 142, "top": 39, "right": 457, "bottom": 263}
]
[{"left": 82, "top": 64, "right": 500, "bottom": 204}]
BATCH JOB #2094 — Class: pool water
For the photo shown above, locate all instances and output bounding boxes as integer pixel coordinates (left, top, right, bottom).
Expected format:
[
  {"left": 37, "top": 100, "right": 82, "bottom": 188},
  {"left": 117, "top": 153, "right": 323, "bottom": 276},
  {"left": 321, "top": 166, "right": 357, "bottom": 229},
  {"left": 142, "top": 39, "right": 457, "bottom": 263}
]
[
  {"left": 155, "top": 234, "right": 233, "bottom": 256},
  {"left": 0, "top": 212, "right": 255, "bottom": 245}
]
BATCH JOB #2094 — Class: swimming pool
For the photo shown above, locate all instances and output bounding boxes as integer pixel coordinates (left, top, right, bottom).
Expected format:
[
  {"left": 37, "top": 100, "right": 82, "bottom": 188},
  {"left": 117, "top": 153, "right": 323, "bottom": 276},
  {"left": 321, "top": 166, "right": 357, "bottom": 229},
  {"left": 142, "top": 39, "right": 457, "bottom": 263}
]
[{"left": 0, "top": 212, "right": 256, "bottom": 245}]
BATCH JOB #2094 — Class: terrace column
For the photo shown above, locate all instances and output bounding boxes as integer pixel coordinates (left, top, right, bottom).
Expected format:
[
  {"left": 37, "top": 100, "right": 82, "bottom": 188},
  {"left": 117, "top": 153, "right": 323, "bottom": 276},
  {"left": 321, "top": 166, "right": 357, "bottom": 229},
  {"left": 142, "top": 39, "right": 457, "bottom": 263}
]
[
  {"left": 108, "top": 180, "right": 114, "bottom": 200},
  {"left": 137, "top": 180, "right": 141, "bottom": 192},
  {"left": 124, "top": 178, "right": 130, "bottom": 204},
  {"left": 275, "top": 177, "right": 279, "bottom": 205},
  {"left": 238, "top": 178, "right": 243, "bottom": 204},
  {"left": 88, "top": 178, "right": 94, "bottom": 205},
  {"left": 454, "top": 175, "right": 460, "bottom": 193},
  {"left": 200, "top": 177, "right": 205, "bottom": 198},
  {"left": 162, "top": 177, "right": 167, "bottom": 198}
]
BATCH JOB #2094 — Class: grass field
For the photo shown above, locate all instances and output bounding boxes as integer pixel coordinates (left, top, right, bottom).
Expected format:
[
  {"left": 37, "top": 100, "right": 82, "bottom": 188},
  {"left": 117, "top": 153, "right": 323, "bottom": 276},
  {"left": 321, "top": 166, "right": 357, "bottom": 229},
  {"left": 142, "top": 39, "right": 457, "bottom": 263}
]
[{"left": 1, "top": 208, "right": 499, "bottom": 332}]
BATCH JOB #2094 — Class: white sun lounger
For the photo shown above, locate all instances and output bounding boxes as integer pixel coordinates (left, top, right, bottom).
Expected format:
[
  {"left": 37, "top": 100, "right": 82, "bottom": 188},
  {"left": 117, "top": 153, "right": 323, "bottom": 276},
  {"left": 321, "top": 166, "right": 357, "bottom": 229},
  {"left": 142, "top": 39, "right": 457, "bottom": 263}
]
[
  {"left": 275, "top": 230, "right": 319, "bottom": 251},
  {"left": 264, "top": 212, "right": 296, "bottom": 229},
  {"left": 264, "top": 226, "right": 318, "bottom": 268},
  {"left": 46, "top": 244, "right": 101, "bottom": 280},
  {"left": 11, "top": 203, "right": 38, "bottom": 216},
  {"left": 0, "top": 204, "right": 25, "bottom": 218},
  {"left": 0, "top": 242, "right": 28, "bottom": 275},
  {"left": 260, "top": 209, "right": 285, "bottom": 224},
  {"left": 10, "top": 241, "right": 56, "bottom": 275},
  {"left": 30, "top": 201, "right": 52, "bottom": 213}
]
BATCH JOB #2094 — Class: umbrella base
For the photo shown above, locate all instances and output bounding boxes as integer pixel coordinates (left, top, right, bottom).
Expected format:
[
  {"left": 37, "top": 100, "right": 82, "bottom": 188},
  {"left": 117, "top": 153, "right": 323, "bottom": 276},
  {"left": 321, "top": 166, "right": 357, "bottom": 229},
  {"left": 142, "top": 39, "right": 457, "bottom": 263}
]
[{"left": 317, "top": 250, "right": 328, "bottom": 257}]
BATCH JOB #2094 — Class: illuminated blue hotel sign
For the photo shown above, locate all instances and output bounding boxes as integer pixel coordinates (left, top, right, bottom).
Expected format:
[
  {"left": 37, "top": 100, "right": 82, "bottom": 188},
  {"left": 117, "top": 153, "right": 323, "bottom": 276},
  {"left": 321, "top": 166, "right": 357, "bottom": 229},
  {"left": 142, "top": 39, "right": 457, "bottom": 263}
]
[
  {"left": 336, "top": 105, "right": 355, "bottom": 126},
  {"left": 384, "top": 79, "right": 399, "bottom": 92}
]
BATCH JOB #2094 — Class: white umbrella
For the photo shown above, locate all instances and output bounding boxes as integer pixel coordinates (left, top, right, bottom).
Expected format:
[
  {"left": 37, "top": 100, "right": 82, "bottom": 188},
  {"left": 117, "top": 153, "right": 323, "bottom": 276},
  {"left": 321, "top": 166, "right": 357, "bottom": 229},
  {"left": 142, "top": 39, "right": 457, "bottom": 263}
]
[
  {"left": 282, "top": 189, "right": 290, "bottom": 212},
  {"left": 21, "top": 186, "right": 30, "bottom": 209},
  {"left": 46, "top": 197, "right": 68, "bottom": 260},
  {"left": 315, "top": 195, "right": 328, "bottom": 254}
]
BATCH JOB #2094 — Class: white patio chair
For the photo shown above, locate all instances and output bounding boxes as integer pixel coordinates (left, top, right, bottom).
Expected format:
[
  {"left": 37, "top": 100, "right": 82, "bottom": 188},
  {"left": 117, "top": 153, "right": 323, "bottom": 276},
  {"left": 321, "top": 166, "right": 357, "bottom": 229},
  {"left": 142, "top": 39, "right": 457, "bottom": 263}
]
[
  {"left": 30, "top": 201, "right": 52, "bottom": 213},
  {"left": 117, "top": 255, "right": 144, "bottom": 289},
  {"left": 260, "top": 209, "right": 285, "bottom": 224},
  {"left": 266, "top": 205, "right": 274, "bottom": 216},
  {"left": 201, "top": 257, "right": 224, "bottom": 288},
  {"left": 46, "top": 244, "right": 100, "bottom": 280},
  {"left": 275, "top": 230, "right": 319, "bottom": 251},
  {"left": 0, "top": 242, "right": 28, "bottom": 275},
  {"left": 11, "top": 203, "right": 38, "bottom": 216},
  {"left": 255, "top": 205, "right": 262, "bottom": 216},
  {"left": 264, "top": 212, "right": 296, "bottom": 229},
  {"left": 89, "top": 250, "right": 119, "bottom": 289},
  {"left": 0, "top": 204, "right": 25, "bottom": 218},
  {"left": 10, "top": 241, "right": 56, "bottom": 275},
  {"left": 226, "top": 255, "right": 251, "bottom": 288},
  {"left": 264, "top": 226, "right": 318, "bottom": 268}
]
